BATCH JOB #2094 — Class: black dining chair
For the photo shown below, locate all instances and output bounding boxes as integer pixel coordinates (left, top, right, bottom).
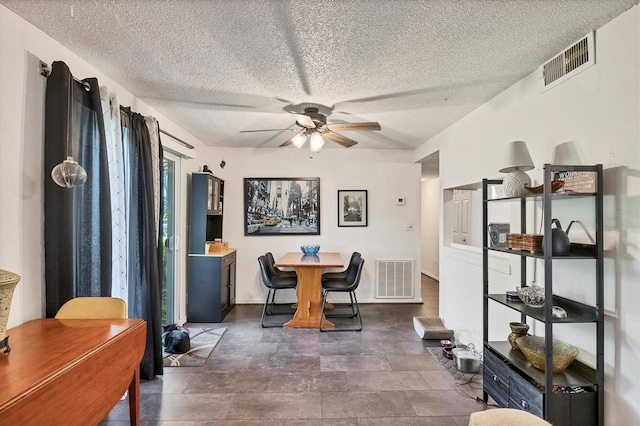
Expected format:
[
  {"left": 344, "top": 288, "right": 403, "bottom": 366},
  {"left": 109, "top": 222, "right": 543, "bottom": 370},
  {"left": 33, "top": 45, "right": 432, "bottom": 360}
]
[
  {"left": 319, "top": 257, "right": 365, "bottom": 332},
  {"left": 322, "top": 251, "right": 361, "bottom": 281},
  {"left": 265, "top": 252, "right": 297, "bottom": 279},
  {"left": 257, "top": 255, "right": 297, "bottom": 328}
]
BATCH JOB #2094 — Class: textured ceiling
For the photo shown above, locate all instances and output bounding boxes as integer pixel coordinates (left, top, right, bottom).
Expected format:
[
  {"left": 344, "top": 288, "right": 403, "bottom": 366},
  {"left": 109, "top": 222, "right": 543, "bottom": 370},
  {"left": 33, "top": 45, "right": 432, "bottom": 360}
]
[{"left": 2, "top": 0, "right": 637, "bottom": 150}]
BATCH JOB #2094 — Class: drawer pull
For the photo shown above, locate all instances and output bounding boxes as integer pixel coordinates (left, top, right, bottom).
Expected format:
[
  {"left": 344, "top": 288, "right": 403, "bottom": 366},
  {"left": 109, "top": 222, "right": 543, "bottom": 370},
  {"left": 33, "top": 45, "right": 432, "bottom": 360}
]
[
  {"left": 520, "top": 399, "right": 530, "bottom": 411},
  {"left": 492, "top": 374, "right": 499, "bottom": 382}
]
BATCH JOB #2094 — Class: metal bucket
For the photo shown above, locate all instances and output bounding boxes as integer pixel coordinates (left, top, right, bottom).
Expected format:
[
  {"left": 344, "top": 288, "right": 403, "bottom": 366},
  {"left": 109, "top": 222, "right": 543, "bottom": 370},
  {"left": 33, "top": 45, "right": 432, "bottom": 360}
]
[{"left": 452, "top": 344, "right": 481, "bottom": 373}]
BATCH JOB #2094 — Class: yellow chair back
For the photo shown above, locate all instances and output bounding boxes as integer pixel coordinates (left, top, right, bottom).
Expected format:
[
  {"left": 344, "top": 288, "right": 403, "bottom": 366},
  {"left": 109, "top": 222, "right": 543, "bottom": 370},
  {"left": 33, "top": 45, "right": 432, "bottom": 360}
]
[{"left": 55, "top": 297, "right": 127, "bottom": 319}]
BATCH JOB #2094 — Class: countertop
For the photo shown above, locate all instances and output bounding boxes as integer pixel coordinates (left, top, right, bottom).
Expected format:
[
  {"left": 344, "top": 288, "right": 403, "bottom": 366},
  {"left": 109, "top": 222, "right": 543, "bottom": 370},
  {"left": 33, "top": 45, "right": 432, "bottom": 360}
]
[{"left": 188, "top": 248, "right": 236, "bottom": 257}]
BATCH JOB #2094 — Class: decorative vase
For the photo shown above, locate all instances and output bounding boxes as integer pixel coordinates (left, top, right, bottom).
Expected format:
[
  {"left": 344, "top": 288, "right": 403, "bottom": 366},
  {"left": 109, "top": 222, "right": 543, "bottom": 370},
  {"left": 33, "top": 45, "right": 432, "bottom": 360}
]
[
  {"left": 502, "top": 170, "right": 533, "bottom": 197},
  {"left": 508, "top": 321, "right": 529, "bottom": 351},
  {"left": 0, "top": 269, "right": 21, "bottom": 353}
]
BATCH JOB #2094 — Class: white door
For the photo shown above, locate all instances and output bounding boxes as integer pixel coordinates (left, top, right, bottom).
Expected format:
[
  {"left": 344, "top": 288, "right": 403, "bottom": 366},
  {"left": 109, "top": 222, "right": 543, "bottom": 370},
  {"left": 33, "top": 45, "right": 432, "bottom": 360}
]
[{"left": 453, "top": 190, "right": 470, "bottom": 244}]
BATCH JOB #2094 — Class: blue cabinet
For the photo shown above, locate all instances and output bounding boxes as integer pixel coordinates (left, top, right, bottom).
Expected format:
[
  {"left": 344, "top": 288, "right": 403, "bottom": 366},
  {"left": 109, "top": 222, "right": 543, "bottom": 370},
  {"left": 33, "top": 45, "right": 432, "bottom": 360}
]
[
  {"left": 187, "top": 172, "right": 234, "bottom": 322},
  {"left": 188, "top": 173, "right": 223, "bottom": 254},
  {"left": 187, "top": 251, "right": 236, "bottom": 323}
]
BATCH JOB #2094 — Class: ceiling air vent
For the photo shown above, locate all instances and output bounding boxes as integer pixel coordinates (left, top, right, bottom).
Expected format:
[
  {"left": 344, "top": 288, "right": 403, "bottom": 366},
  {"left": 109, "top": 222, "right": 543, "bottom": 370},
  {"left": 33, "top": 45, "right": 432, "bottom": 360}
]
[{"left": 542, "top": 32, "right": 595, "bottom": 91}]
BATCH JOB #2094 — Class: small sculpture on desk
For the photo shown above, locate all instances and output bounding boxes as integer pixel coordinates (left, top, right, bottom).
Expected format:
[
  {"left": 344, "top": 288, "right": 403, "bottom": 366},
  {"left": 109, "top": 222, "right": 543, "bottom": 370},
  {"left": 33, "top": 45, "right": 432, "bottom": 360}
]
[{"left": 0, "top": 269, "right": 21, "bottom": 353}]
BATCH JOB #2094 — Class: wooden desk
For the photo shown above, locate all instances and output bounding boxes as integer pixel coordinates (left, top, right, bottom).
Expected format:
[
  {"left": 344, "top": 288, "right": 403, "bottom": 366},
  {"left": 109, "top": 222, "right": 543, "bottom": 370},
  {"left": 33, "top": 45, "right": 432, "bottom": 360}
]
[
  {"left": 0, "top": 318, "right": 146, "bottom": 425},
  {"left": 275, "top": 252, "right": 344, "bottom": 329}
]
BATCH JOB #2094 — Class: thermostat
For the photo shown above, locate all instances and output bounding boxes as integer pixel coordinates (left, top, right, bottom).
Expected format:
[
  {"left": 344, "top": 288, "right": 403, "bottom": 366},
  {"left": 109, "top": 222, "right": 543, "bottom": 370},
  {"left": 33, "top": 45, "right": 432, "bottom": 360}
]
[{"left": 396, "top": 198, "right": 406, "bottom": 206}]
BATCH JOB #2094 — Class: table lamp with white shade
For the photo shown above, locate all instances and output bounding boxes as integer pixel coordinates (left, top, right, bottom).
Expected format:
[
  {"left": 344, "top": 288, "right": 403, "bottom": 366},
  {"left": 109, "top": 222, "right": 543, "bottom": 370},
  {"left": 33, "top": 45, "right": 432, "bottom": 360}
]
[
  {"left": 552, "top": 141, "right": 582, "bottom": 166},
  {"left": 499, "top": 141, "right": 535, "bottom": 197}
]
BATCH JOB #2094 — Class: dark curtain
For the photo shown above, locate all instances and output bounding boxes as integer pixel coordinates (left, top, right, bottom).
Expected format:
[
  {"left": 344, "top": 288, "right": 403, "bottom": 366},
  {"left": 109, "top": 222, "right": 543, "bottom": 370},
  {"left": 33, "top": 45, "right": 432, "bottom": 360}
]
[
  {"left": 44, "top": 61, "right": 112, "bottom": 317},
  {"left": 120, "top": 107, "right": 164, "bottom": 380}
]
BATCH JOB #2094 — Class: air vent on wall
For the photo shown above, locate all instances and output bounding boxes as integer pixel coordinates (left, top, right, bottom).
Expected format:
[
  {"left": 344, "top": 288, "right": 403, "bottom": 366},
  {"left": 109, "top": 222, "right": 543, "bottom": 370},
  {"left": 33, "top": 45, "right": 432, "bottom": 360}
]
[
  {"left": 542, "top": 32, "right": 595, "bottom": 91},
  {"left": 376, "top": 259, "right": 414, "bottom": 299}
]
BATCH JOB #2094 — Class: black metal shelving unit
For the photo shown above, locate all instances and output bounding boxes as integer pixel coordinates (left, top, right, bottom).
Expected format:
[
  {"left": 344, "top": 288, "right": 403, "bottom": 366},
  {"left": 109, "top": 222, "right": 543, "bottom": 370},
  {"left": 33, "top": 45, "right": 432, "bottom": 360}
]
[{"left": 482, "top": 164, "right": 604, "bottom": 426}]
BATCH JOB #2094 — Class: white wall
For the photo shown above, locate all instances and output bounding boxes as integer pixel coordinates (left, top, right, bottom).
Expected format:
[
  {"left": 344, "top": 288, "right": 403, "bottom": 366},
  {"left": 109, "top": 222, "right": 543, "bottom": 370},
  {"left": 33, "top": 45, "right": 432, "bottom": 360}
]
[
  {"left": 184, "top": 146, "right": 422, "bottom": 305},
  {"left": 0, "top": 5, "right": 424, "bottom": 332},
  {"left": 0, "top": 5, "right": 210, "bottom": 328},
  {"left": 414, "top": 7, "right": 640, "bottom": 425},
  {"left": 3, "top": 3, "right": 637, "bottom": 422},
  {"left": 421, "top": 176, "right": 439, "bottom": 279}
]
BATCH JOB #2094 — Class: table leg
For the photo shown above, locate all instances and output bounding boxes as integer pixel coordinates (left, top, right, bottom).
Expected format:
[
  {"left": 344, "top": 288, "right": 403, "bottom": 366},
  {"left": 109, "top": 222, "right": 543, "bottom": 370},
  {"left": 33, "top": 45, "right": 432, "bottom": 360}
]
[
  {"left": 128, "top": 367, "right": 140, "bottom": 426},
  {"left": 284, "top": 266, "right": 335, "bottom": 329}
]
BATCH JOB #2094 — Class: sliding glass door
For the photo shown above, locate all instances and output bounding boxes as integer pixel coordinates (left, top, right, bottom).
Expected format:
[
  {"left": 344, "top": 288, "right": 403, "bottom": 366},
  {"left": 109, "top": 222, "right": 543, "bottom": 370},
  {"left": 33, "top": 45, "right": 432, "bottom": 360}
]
[{"left": 161, "top": 151, "right": 181, "bottom": 325}]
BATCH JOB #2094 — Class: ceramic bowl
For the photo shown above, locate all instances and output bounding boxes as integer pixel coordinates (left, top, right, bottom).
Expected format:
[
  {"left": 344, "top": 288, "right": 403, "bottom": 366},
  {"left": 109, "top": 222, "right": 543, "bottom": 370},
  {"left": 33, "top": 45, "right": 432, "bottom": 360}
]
[
  {"left": 300, "top": 245, "right": 320, "bottom": 255},
  {"left": 516, "top": 335, "right": 579, "bottom": 373}
]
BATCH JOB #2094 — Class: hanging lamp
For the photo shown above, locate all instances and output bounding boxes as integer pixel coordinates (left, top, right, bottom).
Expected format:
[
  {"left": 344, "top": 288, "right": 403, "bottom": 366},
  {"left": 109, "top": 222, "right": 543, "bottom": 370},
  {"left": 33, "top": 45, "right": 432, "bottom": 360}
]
[{"left": 51, "top": 78, "right": 87, "bottom": 188}]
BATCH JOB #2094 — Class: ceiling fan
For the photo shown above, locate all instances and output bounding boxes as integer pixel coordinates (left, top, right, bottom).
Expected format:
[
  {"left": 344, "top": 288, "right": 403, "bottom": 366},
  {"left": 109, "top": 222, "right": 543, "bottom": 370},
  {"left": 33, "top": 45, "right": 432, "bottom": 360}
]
[{"left": 240, "top": 106, "right": 381, "bottom": 151}]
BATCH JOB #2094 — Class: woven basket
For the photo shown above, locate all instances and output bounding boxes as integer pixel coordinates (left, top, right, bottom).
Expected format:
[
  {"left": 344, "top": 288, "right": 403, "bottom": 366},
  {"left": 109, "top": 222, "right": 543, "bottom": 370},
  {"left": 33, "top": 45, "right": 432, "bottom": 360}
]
[
  {"left": 0, "top": 269, "right": 21, "bottom": 341},
  {"left": 516, "top": 335, "right": 578, "bottom": 373}
]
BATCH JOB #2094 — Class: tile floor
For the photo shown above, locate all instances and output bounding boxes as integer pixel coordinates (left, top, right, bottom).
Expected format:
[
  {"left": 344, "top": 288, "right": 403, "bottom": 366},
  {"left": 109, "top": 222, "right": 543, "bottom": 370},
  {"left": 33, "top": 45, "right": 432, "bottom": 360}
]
[{"left": 103, "top": 275, "right": 489, "bottom": 425}]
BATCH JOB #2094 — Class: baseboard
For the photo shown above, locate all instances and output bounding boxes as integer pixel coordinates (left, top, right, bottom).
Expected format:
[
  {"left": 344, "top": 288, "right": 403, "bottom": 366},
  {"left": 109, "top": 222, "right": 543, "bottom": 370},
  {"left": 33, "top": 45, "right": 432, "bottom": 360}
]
[
  {"left": 235, "top": 298, "right": 425, "bottom": 305},
  {"left": 421, "top": 271, "right": 439, "bottom": 281}
]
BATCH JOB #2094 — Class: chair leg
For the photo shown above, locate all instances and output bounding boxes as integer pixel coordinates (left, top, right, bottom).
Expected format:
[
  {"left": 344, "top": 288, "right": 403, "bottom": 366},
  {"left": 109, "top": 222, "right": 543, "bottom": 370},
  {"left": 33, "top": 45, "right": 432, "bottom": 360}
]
[
  {"left": 262, "top": 288, "right": 296, "bottom": 328},
  {"left": 266, "top": 288, "right": 277, "bottom": 315},
  {"left": 324, "top": 291, "right": 358, "bottom": 319},
  {"left": 349, "top": 291, "right": 357, "bottom": 317},
  {"left": 320, "top": 290, "right": 362, "bottom": 332},
  {"left": 261, "top": 288, "right": 274, "bottom": 328},
  {"left": 319, "top": 289, "right": 329, "bottom": 332},
  {"left": 352, "top": 291, "right": 363, "bottom": 331},
  {"left": 261, "top": 288, "right": 271, "bottom": 327}
]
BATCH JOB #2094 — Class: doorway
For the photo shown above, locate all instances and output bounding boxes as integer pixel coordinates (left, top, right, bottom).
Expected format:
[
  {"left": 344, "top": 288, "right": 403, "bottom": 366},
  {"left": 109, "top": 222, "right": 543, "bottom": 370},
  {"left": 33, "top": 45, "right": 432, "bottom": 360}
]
[
  {"left": 161, "top": 151, "right": 181, "bottom": 325},
  {"left": 420, "top": 151, "right": 440, "bottom": 281}
]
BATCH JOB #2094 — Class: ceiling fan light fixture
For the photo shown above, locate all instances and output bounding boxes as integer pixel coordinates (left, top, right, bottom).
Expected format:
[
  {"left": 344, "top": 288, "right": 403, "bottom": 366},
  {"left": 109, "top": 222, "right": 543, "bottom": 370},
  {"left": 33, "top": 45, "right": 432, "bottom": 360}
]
[
  {"left": 292, "top": 132, "right": 307, "bottom": 148},
  {"left": 309, "top": 132, "right": 324, "bottom": 152}
]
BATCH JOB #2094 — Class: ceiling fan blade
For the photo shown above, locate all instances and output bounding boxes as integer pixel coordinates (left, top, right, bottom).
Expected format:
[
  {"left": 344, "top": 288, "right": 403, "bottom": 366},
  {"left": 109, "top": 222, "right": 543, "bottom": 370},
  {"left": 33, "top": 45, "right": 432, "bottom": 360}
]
[
  {"left": 292, "top": 114, "right": 316, "bottom": 128},
  {"left": 323, "top": 131, "right": 358, "bottom": 148},
  {"left": 279, "top": 135, "right": 296, "bottom": 147},
  {"left": 326, "top": 122, "right": 381, "bottom": 132},
  {"left": 240, "top": 128, "right": 300, "bottom": 133}
]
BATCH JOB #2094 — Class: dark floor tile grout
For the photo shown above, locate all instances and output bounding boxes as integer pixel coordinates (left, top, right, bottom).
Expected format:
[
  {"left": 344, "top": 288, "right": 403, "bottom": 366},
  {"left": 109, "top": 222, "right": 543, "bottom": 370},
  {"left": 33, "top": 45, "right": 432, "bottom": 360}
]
[{"left": 102, "top": 275, "right": 481, "bottom": 424}]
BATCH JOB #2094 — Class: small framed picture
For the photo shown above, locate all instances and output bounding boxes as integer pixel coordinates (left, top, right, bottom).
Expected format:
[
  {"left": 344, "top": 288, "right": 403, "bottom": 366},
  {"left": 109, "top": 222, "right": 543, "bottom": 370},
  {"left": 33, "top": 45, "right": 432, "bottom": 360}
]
[
  {"left": 488, "top": 223, "right": 510, "bottom": 248},
  {"left": 338, "top": 190, "right": 368, "bottom": 227}
]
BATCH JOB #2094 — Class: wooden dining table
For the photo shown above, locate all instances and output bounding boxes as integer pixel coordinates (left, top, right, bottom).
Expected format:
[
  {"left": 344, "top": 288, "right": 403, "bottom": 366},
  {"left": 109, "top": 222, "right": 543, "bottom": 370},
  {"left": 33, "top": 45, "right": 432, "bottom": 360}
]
[
  {"left": 0, "top": 318, "right": 146, "bottom": 425},
  {"left": 275, "top": 252, "right": 344, "bottom": 329}
]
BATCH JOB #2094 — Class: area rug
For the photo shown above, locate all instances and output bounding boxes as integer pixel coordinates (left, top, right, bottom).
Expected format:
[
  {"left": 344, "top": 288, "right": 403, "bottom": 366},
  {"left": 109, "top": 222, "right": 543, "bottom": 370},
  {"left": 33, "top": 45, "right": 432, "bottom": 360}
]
[
  {"left": 428, "top": 346, "right": 483, "bottom": 383},
  {"left": 163, "top": 327, "right": 226, "bottom": 367}
]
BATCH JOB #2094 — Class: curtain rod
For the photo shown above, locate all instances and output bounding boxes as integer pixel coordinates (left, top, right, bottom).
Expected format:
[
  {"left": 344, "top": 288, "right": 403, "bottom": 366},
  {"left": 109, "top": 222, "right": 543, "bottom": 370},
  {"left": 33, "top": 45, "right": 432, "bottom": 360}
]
[
  {"left": 159, "top": 129, "right": 195, "bottom": 150},
  {"left": 119, "top": 106, "right": 195, "bottom": 150},
  {"left": 41, "top": 61, "right": 195, "bottom": 150},
  {"left": 40, "top": 61, "right": 90, "bottom": 92}
]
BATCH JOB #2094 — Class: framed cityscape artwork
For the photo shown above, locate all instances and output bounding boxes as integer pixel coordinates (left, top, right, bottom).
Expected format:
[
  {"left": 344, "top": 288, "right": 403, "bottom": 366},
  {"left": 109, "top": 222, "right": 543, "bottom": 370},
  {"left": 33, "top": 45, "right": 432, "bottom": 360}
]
[{"left": 244, "top": 177, "right": 320, "bottom": 235}]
